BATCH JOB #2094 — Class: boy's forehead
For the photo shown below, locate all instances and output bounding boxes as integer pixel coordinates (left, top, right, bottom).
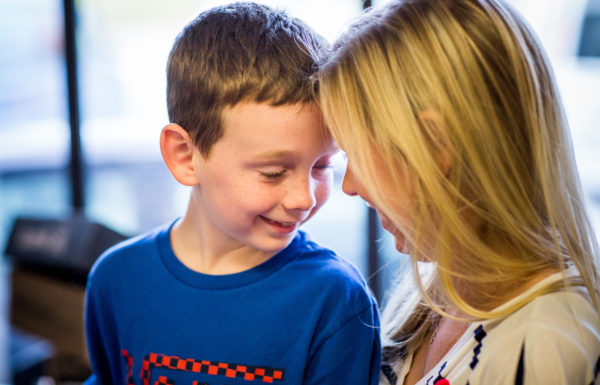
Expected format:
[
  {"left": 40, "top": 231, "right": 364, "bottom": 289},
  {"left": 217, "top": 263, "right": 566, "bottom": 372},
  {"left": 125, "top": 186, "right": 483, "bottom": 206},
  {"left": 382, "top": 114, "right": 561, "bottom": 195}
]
[
  {"left": 220, "top": 102, "right": 326, "bottom": 136},
  {"left": 215, "top": 102, "right": 335, "bottom": 157}
]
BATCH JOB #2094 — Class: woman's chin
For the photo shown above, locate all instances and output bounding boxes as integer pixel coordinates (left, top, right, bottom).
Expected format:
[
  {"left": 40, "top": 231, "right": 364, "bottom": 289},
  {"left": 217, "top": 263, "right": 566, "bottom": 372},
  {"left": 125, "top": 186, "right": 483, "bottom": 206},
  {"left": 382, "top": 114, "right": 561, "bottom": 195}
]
[
  {"left": 394, "top": 236, "right": 410, "bottom": 254},
  {"left": 376, "top": 211, "right": 412, "bottom": 254}
]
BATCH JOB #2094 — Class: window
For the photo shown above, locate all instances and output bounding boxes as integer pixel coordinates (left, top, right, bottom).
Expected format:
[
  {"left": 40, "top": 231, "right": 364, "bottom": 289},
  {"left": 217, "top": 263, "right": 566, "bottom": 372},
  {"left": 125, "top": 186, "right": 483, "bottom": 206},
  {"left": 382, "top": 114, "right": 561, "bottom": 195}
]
[{"left": 0, "top": 0, "right": 71, "bottom": 249}]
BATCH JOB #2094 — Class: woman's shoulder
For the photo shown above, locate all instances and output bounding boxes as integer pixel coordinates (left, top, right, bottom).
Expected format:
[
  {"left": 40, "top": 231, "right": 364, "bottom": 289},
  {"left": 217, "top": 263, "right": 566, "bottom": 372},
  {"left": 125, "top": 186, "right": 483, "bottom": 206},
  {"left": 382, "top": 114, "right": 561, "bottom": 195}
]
[
  {"left": 471, "top": 289, "right": 600, "bottom": 384},
  {"left": 494, "top": 289, "right": 600, "bottom": 346},
  {"left": 510, "top": 288, "right": 597, "bottom": 322}
]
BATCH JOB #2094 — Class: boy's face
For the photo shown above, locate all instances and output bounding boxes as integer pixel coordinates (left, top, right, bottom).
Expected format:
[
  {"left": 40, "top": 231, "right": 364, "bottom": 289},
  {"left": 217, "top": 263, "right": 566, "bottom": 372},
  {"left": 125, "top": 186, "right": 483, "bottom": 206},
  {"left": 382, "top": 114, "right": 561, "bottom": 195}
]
[{"left": 191, "top": 102, "right": 337, "bottom": 256}]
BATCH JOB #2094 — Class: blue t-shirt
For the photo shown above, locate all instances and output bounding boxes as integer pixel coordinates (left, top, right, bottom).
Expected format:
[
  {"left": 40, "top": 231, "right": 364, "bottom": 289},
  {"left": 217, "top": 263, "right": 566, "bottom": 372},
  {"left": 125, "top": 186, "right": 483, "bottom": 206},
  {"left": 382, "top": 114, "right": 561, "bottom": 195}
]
[{"left": 85, "top": 221, "right": 381, "bottom": 385}]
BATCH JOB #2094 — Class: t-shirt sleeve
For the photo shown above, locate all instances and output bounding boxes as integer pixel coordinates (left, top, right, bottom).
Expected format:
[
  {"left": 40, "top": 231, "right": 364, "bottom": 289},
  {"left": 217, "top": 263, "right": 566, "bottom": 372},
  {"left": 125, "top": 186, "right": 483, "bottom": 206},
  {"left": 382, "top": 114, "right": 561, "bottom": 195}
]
[
  {"left": 83, "top": 373, "right": 100, "bottom": 385},
  {"left": 85, "top": 275, "right": 113, "bottom": 385},
  {"left": 303, "top": 300, "right": 381, "bottom": 385},
  {"left": 84, "top": 258, "right": 124, "bottom": 385}
]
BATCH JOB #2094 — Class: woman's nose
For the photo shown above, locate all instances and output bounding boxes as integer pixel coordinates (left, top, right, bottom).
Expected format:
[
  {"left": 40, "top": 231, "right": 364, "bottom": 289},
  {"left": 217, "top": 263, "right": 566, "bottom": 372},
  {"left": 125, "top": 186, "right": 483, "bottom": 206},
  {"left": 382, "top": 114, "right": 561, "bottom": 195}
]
[{"left": 341, "top": 167, "right": 359, "bottom": 197}]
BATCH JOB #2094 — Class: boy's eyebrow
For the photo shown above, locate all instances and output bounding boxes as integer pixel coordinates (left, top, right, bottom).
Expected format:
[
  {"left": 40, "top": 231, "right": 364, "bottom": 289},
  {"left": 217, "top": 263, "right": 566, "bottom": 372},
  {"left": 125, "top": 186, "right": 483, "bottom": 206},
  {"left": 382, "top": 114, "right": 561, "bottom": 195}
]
[
  {"left": 250, "top": 150, "right": 299, "bottom": 160},
  {"left": 247, "top": 148, "right": 339, "bottom": 165}
]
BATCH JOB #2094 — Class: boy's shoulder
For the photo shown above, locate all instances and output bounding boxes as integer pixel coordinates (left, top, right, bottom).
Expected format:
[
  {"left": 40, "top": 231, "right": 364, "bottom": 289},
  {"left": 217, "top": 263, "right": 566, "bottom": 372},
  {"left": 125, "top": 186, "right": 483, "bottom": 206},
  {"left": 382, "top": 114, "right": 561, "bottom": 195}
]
[
  {"left": 284, "top": 231, "right": 376, "bottom": 304},
  {"left": 87, "top": 221, "right": 171, "bottom": 282},
  {"left": 291, "top": 231, "right": 365, "bottom": 279},
  {"left": 281, "top": 232, "right": 379, "bottom": 340}
]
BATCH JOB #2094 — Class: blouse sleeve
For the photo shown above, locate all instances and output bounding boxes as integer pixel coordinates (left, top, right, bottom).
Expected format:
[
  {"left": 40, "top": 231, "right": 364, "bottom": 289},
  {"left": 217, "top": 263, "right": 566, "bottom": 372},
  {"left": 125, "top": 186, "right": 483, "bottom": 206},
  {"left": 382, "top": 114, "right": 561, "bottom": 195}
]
[
  {"left": 471, "top": 295, "right": 600, "bottom": 385},
  {"left": 518, "top": 320, "right": 600, "bottom": 384}
]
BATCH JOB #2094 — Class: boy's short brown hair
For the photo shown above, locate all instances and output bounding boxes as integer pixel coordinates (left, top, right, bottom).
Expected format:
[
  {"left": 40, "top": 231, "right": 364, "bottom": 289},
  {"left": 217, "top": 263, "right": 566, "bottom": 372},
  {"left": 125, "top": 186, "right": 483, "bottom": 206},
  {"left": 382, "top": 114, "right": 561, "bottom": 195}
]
[{"left": 166, "top": 2, "right": 329, "bottom": 156}]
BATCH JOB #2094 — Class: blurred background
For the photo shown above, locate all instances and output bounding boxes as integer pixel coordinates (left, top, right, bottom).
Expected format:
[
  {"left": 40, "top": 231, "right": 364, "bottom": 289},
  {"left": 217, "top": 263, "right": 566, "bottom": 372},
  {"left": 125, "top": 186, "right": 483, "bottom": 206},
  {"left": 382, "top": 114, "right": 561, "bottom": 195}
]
[{"left": 0, "top": 0, "right": 599, "bottom": 383}]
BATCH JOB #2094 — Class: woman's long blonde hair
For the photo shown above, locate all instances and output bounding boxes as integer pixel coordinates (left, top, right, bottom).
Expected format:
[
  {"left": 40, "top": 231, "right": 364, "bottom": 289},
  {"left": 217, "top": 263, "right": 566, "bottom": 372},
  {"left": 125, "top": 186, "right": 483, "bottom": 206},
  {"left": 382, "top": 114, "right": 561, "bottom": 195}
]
[{"left": 318, "top": 0, "right": 600, "bottom": 358}]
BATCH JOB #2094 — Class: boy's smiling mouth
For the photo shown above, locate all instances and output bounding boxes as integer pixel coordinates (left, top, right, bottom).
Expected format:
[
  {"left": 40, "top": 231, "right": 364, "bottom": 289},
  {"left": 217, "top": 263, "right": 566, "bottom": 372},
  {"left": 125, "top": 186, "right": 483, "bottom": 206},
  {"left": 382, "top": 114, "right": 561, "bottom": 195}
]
[{"left": 259, "top": 215, "right": 299, "bottom": 234}]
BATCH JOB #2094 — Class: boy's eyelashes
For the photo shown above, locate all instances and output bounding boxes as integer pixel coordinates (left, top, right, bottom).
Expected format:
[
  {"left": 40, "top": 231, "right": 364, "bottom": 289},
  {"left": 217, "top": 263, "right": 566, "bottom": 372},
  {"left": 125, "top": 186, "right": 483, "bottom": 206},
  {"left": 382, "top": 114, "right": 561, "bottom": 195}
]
[
  {"left": 259, "top": 163, "right": 333, "bottom": 180},
  {"left": 261, "top": 169, "right": 287, "bottom": 179}
]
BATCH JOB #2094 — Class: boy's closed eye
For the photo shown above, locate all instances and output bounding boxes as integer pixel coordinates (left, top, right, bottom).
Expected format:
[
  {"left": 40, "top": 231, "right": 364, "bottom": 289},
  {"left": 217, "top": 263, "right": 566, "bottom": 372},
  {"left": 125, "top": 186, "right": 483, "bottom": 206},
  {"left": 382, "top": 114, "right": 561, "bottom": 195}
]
[
  {"left": 259, "top": 162, "right": 333, "bottom": 180},
  {"left": 260, "top": 169, "right": 287, "bottom": 179}
]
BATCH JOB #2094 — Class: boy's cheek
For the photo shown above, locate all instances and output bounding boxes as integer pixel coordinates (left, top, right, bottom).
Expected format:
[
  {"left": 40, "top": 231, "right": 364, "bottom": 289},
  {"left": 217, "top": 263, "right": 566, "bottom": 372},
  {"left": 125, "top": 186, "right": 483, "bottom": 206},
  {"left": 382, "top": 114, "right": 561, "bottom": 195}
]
[
  {"left": 314, "top": 180, "right": 333, "bottom": 210},
  {"left": 298, "top": 181, "right": 331, "bottom": 225}
]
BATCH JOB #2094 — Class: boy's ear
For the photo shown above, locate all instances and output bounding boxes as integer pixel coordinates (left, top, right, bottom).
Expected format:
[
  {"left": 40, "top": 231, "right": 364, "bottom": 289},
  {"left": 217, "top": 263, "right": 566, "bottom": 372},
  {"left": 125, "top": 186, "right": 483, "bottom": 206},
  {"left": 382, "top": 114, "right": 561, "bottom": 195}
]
[
  {"left": 418, "top": 109, "right": 452, "bottom": 177},
  {"left": 160, "top": 123, "right": 199, "bottom": 186}
]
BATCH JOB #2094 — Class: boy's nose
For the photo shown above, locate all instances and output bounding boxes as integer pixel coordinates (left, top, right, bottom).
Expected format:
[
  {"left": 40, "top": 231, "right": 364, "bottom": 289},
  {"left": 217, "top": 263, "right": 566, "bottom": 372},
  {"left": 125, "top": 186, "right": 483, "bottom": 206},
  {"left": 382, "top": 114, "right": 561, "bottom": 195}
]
[{"left": 284, "top": 176, "right": 316, "bottom": 212}]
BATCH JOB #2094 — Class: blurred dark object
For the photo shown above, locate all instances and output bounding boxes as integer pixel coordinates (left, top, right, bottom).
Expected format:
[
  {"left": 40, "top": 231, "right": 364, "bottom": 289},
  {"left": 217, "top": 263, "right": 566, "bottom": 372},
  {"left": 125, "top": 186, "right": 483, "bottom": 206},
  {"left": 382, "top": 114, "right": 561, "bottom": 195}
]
[
  {"left": 5, "top": 215, "right": 125, "bottom": 285},
  {"left": 11, "top": 327, "right": 55, "bottom": 385},
  {"left": 579, "top": 0, "right": 600, "bottom": 56},
  {"left": 5, "top": 215, "right": 126, "bottom": 381}
]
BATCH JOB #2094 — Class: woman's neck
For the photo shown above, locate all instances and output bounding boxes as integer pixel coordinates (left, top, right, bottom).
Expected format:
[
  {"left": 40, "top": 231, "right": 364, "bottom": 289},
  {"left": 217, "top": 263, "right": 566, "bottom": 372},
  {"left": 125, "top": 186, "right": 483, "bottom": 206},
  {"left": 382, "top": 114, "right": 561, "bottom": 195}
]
[{"left": 451, "top": 267, "right": 559, "bottom": 312}]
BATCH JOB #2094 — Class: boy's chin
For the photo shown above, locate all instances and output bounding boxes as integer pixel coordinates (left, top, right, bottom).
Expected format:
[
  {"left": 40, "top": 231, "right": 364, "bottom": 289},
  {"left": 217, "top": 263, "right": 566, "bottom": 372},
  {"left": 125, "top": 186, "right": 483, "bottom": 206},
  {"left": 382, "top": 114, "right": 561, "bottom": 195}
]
[{"left": 252, "top": 232, "right": 297, "bottom": 254}]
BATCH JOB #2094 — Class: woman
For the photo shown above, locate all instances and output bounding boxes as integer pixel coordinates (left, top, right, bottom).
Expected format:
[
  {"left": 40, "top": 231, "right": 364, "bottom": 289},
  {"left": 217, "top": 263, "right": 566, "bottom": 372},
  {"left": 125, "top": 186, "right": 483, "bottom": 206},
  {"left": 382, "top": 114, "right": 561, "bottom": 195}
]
[{"left": 318, "top": 0, "right": 600, "bottom": 384}]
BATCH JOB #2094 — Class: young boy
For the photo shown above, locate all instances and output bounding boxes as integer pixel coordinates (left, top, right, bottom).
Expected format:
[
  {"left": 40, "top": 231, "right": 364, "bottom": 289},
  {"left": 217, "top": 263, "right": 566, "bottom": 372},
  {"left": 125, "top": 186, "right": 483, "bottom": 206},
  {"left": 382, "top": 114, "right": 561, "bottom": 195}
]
[{"left": 84, "top": 3, "right": 380, "bottom": 385}]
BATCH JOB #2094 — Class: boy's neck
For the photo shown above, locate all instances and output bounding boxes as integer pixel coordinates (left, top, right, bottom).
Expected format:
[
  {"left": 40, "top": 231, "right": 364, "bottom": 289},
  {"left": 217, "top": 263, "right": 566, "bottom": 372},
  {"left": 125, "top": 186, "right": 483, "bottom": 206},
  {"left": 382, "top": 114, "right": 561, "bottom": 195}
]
[{"left": 169, "top": 214, "right": 279, "bottom": 276}]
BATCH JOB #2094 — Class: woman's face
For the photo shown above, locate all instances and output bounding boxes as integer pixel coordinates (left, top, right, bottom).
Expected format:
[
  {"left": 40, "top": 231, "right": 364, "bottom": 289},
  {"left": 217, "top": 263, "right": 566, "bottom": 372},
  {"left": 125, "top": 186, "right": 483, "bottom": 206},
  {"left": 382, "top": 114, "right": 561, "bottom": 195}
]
[{"left": 341, "top": 159, "right": 414, "bottom": 254}]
